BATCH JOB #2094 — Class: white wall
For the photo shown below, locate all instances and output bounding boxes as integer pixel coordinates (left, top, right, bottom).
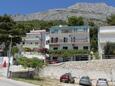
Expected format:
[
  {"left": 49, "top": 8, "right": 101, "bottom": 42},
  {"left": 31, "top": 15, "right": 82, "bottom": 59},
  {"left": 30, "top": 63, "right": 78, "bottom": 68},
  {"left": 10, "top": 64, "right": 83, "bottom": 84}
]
[{"left": 98, "top": 26, "right": 115, "bottom": 59}]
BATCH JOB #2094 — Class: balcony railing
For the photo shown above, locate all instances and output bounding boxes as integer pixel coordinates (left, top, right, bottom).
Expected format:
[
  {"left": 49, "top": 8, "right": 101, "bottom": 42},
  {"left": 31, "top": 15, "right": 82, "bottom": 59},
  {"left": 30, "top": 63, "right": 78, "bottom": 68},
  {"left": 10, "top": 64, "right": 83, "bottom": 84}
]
[{"left": 49, "top": 40, "right": 89, "bottom": 44}]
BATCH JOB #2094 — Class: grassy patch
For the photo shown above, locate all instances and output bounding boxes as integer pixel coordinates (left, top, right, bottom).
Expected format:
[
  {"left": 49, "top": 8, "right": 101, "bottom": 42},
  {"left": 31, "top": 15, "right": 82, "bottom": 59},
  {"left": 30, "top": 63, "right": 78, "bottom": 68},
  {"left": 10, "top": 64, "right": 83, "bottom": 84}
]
[
  {"left": 14, "top": 77, "right": 44, "bottom": 85},
  {"left": 13, "top": 77, "right": 60, "bottom": 86}
]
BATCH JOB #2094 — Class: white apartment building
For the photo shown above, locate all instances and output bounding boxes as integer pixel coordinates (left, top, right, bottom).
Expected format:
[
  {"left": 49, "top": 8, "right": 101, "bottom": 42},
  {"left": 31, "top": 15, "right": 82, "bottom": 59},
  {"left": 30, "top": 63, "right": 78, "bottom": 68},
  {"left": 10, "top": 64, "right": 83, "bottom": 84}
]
[
  {"left": 98, "top": 26, "right": 115, "bottom": 59},
  {"left": 49, "top": 25, "right": 90, "bottom": 61},
  {"left": 49, "top": 25, "right": 90, "bottom": 50},
  {"left": 22, "top": 30, "right": 48, "bottom": 60},
  {"left": 22, "top": 30, "right": 46, "bottom": 49}
]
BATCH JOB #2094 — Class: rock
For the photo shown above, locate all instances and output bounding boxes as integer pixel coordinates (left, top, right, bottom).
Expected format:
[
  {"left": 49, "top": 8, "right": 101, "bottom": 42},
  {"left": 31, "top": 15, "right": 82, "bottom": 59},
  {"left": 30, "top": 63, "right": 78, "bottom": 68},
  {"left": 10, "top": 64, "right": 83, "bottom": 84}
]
[{"left": 12, "top": 3, "right": 115, "bottom": 23}]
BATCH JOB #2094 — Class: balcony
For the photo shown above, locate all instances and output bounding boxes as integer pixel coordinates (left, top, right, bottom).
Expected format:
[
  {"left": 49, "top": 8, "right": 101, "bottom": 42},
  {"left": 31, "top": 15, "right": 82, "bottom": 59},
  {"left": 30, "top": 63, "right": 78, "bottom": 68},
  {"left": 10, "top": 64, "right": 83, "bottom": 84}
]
[{"left": 49, "top": 40, "right": 89, "bottom": 45}]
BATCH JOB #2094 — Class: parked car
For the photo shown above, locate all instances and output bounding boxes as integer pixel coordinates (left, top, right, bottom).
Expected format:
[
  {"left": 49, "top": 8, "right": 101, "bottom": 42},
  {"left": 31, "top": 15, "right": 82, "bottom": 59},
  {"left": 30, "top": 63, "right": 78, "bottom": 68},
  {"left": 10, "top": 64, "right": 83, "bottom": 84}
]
[
  {"left": 60, "top": 73, "right": 75, "bottom": 83},
  {"left": 79, "top": 76, "right": 92, "bottom": 86},
  {"left": 46, "top": 60, "right": 59, "bottom": 64},
  {"left": 96, "top": 78, "right": 109, "bottom": 86}
]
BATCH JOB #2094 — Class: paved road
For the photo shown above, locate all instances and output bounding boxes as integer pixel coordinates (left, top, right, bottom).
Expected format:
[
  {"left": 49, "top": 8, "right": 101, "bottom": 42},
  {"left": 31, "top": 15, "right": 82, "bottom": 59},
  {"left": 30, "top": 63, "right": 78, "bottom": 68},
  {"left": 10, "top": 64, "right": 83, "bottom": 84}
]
[{"left": 0, "top": 78, "right": 38, "bottom": 86}]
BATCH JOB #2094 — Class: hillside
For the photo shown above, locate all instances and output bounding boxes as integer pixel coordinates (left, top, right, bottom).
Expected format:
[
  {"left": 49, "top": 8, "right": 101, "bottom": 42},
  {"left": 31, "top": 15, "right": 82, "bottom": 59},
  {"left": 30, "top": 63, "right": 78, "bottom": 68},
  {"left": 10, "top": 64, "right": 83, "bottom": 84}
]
[{"left": 12, "top": 3, "right": 115, "bottom": 23}]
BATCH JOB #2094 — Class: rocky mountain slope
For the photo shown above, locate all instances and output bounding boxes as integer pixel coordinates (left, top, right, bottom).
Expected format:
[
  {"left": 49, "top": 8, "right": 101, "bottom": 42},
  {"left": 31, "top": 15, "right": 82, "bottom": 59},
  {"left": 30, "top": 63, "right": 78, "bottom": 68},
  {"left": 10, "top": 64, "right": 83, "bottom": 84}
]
[{"left": 12, "top": 3, "right": 115, "bottom": 22}]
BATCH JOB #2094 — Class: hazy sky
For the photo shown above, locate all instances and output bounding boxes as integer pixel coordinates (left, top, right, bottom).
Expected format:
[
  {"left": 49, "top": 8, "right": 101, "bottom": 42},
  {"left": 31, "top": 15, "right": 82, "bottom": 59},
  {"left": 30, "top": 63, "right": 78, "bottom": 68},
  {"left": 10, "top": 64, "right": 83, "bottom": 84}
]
[{"left": 0, "top": 0, "right": 115, "bottom": 15}]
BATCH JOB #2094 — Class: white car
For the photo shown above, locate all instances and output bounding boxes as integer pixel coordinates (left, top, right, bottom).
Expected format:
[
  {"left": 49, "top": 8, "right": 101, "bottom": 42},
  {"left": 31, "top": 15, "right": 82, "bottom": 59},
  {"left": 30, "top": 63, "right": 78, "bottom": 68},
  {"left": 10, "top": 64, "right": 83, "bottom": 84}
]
[{"left": 96, "top": 78, "right": 109, "bottom": 86}]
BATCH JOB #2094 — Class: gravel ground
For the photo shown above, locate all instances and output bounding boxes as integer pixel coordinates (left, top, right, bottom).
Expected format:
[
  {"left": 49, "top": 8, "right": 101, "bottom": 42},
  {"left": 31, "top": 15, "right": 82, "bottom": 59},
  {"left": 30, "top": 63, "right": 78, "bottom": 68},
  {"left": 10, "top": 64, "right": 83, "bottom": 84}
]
[
  {"left": 14, "top": 77, "right": 114, "bottom": 86},
  {"left": 14, "top": 77, "right": 79, "bottom": 86}
]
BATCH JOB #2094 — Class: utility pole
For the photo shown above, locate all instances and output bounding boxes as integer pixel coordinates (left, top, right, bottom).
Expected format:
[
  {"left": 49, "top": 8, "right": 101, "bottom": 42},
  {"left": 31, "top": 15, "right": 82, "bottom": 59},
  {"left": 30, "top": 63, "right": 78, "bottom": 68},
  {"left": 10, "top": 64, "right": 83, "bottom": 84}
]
[
  {"left": 40, "top": 32, "right": 43, "bottom": 49},
  {"left": 7, "top": 35, "right": 12, "bottom": 78}
]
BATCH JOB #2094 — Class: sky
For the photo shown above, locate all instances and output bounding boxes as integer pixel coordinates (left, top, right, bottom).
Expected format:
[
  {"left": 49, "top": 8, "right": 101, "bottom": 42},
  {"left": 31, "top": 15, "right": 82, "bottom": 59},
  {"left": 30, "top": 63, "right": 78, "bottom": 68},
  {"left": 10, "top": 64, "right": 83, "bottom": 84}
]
[{"left": 0, "top": 0, "right": 115, "bottom": 15}]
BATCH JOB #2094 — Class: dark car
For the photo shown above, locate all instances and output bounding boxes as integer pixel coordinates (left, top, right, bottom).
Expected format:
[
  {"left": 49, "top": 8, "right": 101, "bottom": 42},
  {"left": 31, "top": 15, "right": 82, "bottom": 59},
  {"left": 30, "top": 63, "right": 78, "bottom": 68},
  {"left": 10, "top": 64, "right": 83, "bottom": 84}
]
[
  {"left": 60, "top": 73, "right": 75, "bottom": 83},
  {"left": 79, "top": 76, "right": 92, "bottom": 86},
  {"left": 48, "top": 60, "right": 59, "bottom": 64},
  {"left": 46, "top": 59, "right": 59, "bottom": 64},
  {"left": 96, "top": 78, "right": 109, "bottom": 86}
]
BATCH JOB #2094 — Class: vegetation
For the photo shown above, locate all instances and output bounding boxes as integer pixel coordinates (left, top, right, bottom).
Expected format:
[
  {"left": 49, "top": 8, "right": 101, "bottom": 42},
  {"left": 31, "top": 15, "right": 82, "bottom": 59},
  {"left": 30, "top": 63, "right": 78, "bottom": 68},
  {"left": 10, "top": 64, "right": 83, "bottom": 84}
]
[
  {"left": 107, "top": 15, "right": 115, "bottom": 25},
  {"left": 90, "top": 26, "right": 98, "bottom": 52},
  {"left": 17, "top": 20, "right": 67, "bottom": 31},
  {"left": 104, "top": 42, "right": 115, "bottom": 58},
  {"left": 11, "top": 46, "right": 19, "bottom": 57},
  {"left": 48, "top": 49, "right": 90, "bottom": 58},
  {"left": 14, "top": 77, "right": 59, "bottom": 86},
  {"left": 67, "top": 16, "right": 84, "bottom": 26},
  {"left": 17, "top": 57, "right": 44, "bottom": 78},
  {"left": 0, "top": 15, "right": 23, "bottom": 54},
  {"left": 17, "top": 57, "right": 44, "bottom": 69}
]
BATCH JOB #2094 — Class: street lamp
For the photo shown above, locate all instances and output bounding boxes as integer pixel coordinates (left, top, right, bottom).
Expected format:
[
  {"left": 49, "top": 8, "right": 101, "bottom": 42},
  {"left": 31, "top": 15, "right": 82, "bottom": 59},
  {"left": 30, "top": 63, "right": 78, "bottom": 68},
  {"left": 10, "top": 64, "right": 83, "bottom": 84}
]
[{"left": 7, "top": 35, "right": 13, "bottom": 78}]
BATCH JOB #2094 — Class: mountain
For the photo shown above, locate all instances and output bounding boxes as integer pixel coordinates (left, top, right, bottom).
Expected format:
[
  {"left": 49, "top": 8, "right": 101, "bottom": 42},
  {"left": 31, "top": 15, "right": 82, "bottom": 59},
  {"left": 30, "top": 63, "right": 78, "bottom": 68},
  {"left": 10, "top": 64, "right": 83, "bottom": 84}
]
[{"left": 12, "top": 3, "right": 115, "bottom": 22}]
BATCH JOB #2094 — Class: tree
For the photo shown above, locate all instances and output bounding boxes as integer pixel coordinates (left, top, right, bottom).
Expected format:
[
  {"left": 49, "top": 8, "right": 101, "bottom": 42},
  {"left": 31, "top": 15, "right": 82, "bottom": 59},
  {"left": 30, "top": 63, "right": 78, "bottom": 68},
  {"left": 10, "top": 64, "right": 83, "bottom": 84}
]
[
  {"left": 88, "top": 21, "right": 95, "bottom": 26},
  {"left": 17, "top": 20, "right": 67, "bottom": 31},
  {"left": 104, "top": 42, "right": 115, "bottom": 59},
  {"left": 90, "top": 26, "right": 98, "bottom": 52},
  {"left": 48, "top": 50, "right": 89, "bottom": 59},
  {"left": 67, "top": 16, "right": 84, "bottom": 26},
  {"left": 11, "top": 46, "right": 19, "bottom": 55},
  {"left": 107, "top": 15, "right": 115, "bottom": 25},
  {"left": 17, "top": 57, "right": 44, "bottom": 78},
  {"left": 0, "top": 15, "right": 24, "bottom": 54}
]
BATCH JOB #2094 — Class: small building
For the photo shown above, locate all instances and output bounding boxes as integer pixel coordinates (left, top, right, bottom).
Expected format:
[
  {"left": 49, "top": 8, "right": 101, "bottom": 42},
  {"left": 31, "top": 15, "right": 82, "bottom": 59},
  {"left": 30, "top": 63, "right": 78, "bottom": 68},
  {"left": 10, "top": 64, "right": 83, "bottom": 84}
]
[
  {"left": 49, "top": 25, "right": 90, "bottom": 61},
  {"left": 22, "top": 30, "right": 49, "bottom": 60},
  {"left": 22, "top": 30, "right": 46, "bottom": 49},
  {"left": 98, "top": 26, "right": 115, "bottom": 59}
]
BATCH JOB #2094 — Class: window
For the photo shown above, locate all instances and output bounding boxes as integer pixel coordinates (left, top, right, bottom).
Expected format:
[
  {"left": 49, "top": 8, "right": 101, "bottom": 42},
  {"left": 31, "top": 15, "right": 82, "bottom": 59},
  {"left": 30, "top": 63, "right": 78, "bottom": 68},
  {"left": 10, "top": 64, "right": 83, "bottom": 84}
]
[
  {"left": 73, "top": 46, "right": 78, "bottom": 50},
  {"left": 46, "top": 40, "right": 49, "bottom": 44},
  {"left": 83, "top": 46, "right": 88, "bottom": 50},
  {"left": 22, "top": 42, "right": 25, "bottom": 44},
  {"left": 51, "top": 29, "right": 58, "bottom": 34},
  {"left": 51, "top": 37, "right": 53, "bottom": 43},
  {"left": 84, "top": 28, "right": 87, "bottom": 32},
  {"left": 71, "top": 37, "right": 75, "bottom": 42},
  {"left": 63, "top": 37, "right": 68, "bottom": 42},
  {"left": 55, "top": 37, "right": 58, "bottom": 43},
  {"left": 35, "top": 42, "right": 38, "bottom": 45},
  {"left": 62, "top": 29, "right": 71, "bottom": 33},
  {"left": 63, "top": 46, "right": 68, "bottom": 50},
  {"left": 36, "top": 36, "right": 39, "bottom": 38},
  {"left": 53, "top": 47, "right": 58, "bottom": 50}
]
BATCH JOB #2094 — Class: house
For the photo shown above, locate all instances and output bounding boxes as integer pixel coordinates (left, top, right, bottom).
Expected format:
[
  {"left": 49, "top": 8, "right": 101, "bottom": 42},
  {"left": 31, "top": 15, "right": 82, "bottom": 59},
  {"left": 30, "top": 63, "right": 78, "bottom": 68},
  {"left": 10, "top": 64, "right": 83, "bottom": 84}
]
[
  {"left": 49, "top": 25, "right": 90, "bottom": 61},
  {"left": 22, "top": 30, "right": 46, "bottom": 49},
  {"left": 22, "top": 30, "right": 48, "bottom": 60},
  {"left": 98, "top": 26, "right": 115, "bottom": 59}
]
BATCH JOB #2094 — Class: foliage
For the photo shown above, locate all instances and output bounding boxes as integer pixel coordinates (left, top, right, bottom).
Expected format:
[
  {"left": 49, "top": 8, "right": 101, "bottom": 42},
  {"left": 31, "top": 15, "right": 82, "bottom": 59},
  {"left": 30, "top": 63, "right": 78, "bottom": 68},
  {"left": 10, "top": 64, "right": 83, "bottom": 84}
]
[
  {"left": 107, "top": 15, "right": 115, "bottom": 25},
  {"left": 67, "top": 16, "right": 84, "bottom": 26},
  {"left": 94, "top": 52, "right": 100, "bottom": 59},
  {"left": 48, "top": 49, "right": 90, "bottom": 58},
  {"left": 90, "top": 26, "right": 98, "bottom": 52},
  {"left": 104, "top": 42, "right": 115, "bottom": 56},
  {"left": 11, "top": 46, "right": 19, "bottom": 56},
  {"left": 0, "top": 15, "right": 24, "bottom": 54},
  {"left": 17, "top": 57, "right": 44, "bottom": 69},
  {"left": 24, "top": 47, "right": 32, "bottom": 52},
  {"left": 88, "top": 21, "right": 95, "bottom": 26},
  {"left": 17, "top": 20, "right": 67, "bottom": 31}
]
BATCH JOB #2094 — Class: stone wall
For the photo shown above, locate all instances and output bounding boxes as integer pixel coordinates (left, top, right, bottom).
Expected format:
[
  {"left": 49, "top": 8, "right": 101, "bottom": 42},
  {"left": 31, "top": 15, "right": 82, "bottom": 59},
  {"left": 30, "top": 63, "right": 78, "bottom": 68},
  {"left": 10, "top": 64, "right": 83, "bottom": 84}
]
[{"left": 40, "top": 59, "right": 115, "bottom": 82}]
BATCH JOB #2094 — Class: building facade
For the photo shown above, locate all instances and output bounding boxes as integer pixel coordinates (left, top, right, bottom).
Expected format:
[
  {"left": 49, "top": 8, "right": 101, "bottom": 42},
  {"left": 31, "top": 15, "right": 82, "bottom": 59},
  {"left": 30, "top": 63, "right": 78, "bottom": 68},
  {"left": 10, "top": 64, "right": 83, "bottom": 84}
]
[
  {"left": 49, "top": 25, "right": 90, "bottom": 50},
  {"left": 98, "top": 26, "right": 115, "bottom": 59},
  {"left": 49, "top": 25, "right": 90, "bottom": 61},
  {"left": 22, "top": 30, "right": 46, "bottom": 49}
]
